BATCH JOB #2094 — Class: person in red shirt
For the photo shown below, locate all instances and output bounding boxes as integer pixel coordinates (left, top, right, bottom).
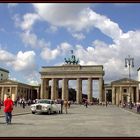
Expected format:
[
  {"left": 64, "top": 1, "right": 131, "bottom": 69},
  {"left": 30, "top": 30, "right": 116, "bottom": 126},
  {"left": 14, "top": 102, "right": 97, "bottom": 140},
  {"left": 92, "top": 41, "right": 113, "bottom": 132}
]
[{"left": 4, "top": 94, "right": 14, "bottom": 125}]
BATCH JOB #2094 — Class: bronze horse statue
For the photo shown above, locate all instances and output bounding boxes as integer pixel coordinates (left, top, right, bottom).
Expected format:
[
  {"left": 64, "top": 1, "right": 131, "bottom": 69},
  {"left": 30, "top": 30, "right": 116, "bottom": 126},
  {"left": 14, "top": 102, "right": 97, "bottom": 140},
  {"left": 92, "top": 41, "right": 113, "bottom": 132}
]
[{"left": 65, "top": 55, "right": 79, "bottom": 64}]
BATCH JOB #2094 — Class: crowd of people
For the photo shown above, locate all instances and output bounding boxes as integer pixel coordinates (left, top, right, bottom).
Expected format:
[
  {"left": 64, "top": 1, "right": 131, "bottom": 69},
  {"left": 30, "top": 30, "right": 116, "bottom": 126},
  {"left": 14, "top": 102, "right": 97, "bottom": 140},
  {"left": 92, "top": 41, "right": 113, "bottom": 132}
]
[{"left": 121, "top": 100, "right": 140, "bottom": 112}]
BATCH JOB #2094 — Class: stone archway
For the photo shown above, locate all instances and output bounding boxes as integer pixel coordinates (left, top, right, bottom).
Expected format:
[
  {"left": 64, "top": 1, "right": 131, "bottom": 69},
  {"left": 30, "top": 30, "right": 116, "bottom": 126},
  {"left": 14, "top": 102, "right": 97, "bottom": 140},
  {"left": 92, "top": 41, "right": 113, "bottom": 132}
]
[{"left": 40, "top": 64, "right": 104, "bottom": 104}]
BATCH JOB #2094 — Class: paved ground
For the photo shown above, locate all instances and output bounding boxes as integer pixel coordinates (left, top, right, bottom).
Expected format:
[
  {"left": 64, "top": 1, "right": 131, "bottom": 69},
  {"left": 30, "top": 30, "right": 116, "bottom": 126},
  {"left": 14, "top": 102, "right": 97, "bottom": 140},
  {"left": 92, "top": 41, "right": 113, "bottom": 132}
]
[
  {"left": 0, "top": 104, "right": 140, "bottom": 137},
  {"left": 0, "top": 105, "right": 31, "bottom": 117}
]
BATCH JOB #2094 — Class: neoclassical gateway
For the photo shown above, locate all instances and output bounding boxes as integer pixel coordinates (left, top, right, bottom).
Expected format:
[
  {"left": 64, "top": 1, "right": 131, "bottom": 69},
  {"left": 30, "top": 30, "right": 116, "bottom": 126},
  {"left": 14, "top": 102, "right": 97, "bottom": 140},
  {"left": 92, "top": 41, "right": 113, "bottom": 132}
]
[{"left": 40, "top": 64, "right": 104, "bottom": 103}]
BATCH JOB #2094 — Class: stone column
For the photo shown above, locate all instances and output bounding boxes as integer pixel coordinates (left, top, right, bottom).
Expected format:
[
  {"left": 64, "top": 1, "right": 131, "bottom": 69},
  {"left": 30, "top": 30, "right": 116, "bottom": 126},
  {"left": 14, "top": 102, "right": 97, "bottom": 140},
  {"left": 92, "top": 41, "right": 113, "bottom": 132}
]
[
  {"left": 40, "top": 78, "right": 44, "bottom": 99},
  {"left": 112, "top": 86, "right": 115, "bottom": 105},
  {"left": 1, "top": 87, "right": 4, "bottom": 101},
  {"left": 129, "top": 86, "right": 131, "bottom": 102},
  {"left": 87, "top": 78, "right": 92, "bottom": 102},
  {"left": 105, "top": 89, "right": 107, "bottom": 103},
  {"left": 10, "top": 87, "right": 12, "bottom": 96},
  {"left": 76, "top": 78, "right": 82, "bottom": 104},
  {"left": 41, "top": 78, "right": 49, "bottom": 99},
  {"left": 120, "top": 86, "right": 122, "bottom": 104},
  {"left": 116, "top": 89, "right": 119, "bottom": 106},
  {"left": 131, "top": 87, "right": 134, "bottom": 103},
  {"left": 62, "top": 78, "right": 68, "bottom": 100},
  {"left": 51, "top": 78, "right": 57, "bottom": 100},
  {"left": 55, "top": 79, "right": 59, "bottom": 99},
  {"left": 99, "top": 78, "right": 103, "bottom": 103},
  {"left": 136, "top": 86, "right": 139, "bottom": 102},
  {"left": 15, "top": 87, "right": 18, "bottom": 101}
]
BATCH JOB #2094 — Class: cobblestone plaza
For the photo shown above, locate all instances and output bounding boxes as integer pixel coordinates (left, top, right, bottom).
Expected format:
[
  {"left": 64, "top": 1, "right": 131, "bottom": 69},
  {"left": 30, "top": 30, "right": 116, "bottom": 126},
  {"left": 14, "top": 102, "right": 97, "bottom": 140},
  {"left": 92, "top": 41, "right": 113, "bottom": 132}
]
[{"left": 0, "top": 104, "right": 140, "bottom": 137}]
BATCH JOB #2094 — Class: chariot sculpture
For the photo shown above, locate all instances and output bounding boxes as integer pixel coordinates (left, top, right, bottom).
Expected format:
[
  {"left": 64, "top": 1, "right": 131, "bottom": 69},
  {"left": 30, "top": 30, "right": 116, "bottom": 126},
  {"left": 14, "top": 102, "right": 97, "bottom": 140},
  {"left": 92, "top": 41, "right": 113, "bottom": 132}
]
[{"left": 64, "top": 50, "right": 79, "bottom": 65}]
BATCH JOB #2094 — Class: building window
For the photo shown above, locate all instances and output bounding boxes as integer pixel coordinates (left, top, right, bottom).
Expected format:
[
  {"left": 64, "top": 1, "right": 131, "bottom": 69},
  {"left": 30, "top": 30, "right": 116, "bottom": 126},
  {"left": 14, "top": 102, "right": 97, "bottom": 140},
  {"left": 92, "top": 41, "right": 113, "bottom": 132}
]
[
  {"left": 7, "top": 89, "right": 10, "bottom": 92},
  {"left": 123, "top": 89, "right": 127, "bottom": 93},
  {"left": 1, "top": 73, "right": 3, "bottom": 76}
]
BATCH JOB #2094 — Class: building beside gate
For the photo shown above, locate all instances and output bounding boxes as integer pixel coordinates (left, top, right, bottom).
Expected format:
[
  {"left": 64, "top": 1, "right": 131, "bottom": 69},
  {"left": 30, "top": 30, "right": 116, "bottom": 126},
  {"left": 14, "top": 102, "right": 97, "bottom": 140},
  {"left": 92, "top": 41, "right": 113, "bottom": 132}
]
[
  {"left": 0, "top": 67, "right": 9, "bottom": 81},
  {"left": 40, "top": 64, "right": 104, "bottom": 103},
  {"left": 104, "top": 78, "right": 140, "bottom": 105},
  {"left": 0, "top": 79, "right": 40, "bottom": 101}
]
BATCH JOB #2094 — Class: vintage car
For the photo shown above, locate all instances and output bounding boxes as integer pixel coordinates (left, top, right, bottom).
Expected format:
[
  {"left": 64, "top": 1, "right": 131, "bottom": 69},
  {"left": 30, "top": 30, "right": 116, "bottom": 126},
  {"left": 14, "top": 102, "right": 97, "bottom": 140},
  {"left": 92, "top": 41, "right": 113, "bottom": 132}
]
[{"left": 30, "top": 99, "right": 61, "bottom": 115}]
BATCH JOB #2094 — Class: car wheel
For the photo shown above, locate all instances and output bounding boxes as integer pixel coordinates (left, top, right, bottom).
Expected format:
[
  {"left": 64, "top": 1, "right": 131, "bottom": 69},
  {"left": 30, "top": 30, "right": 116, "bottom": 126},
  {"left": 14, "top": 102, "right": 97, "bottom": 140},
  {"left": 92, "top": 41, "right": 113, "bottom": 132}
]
[
  {"left": 32, "top": 111, "right": 35, "bottom": 114},
  {"left": 48, "top": 109, "right": 51, "bottom": 115}
]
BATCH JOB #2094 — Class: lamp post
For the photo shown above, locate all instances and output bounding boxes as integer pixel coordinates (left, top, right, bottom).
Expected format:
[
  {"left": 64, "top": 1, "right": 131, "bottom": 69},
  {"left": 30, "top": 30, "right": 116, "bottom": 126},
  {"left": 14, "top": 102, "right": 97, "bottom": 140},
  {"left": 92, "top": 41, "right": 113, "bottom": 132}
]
[{"left": 125, "top": 55, "right": 134, "bottom": 107}]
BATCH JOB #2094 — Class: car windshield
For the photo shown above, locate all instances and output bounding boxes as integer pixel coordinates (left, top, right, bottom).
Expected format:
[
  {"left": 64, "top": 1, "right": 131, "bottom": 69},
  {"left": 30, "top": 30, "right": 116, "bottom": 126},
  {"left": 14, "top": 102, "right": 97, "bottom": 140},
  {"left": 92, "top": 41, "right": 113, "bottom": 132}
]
[{"left": 38, "top": 100, "right": 51, "bottom": 104}]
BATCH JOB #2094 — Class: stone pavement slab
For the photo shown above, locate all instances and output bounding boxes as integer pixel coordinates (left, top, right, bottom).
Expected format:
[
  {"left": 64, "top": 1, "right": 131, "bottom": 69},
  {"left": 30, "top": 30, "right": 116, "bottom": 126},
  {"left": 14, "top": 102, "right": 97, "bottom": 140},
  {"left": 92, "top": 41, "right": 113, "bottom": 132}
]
[{"left": 0, "top": 105, "right": 31, "bottom": 117}]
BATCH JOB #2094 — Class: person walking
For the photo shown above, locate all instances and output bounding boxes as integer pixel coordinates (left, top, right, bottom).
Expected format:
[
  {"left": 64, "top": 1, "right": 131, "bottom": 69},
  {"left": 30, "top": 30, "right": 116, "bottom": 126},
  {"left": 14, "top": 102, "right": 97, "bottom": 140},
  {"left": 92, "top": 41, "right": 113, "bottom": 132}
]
[
  {"left": 64, "top": 99, "right": 68, "bottom": 114},
  {"left": 4, "top": 94, "right": 14, "bottom": 125},
  {"left": 105, "top": 101, "right": 108, "bottom": 107},
  {"left": 0, "top": 98, "right": 1, "bottom": 110},
  {"left": 85, "top": 100, "right": 88, "bottom": 108},
  {"left": 60, "top": 99, "right": 64, "bottom": 114}
]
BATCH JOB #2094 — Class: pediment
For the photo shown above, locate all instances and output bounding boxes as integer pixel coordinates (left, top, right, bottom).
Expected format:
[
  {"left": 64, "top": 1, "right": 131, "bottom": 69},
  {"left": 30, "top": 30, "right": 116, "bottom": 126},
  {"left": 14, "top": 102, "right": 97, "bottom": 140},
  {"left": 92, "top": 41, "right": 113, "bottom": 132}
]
[
  {"left": 111, "top": 78, "right": 139, "bottom": 85},
  {"left": 0, "top": 79, "right": 18, "bottom": 85}
]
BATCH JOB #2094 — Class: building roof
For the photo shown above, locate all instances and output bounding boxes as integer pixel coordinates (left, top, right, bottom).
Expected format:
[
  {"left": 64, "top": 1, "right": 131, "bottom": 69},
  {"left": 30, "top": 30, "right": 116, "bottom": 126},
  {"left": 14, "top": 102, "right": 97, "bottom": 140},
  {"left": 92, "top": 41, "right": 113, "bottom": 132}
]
[
  {"left": 111, "top": 78, "right": 140, "bottom": 85},
  {"left": 0, "top": 79, "right": 33, "bottom": 87},
  {"left": 0, "top": 67, "right": 9, "bottom": 73}
]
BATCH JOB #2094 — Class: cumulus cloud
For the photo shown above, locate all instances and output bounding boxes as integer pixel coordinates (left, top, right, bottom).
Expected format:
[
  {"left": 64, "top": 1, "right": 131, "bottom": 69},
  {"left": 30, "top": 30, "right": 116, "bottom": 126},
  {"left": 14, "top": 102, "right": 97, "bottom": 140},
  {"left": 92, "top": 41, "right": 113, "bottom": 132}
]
[
  {"left": 74, "top": 28, "right": 140, "bottom": 82},
  {"left": 32, "top": 4, "right": 122, "bottom": 41},
  {"left": 20, "top": 13, "right": 40, "bottom": 31},
  {"left": 72, "top": 33, "right": 85, "bottom": 40},
  {"left": 41, "top": 47, "right": 60, "bottom": 60},
  {"left": 0, "top": 47, "right": 36, "bottom": 74},
  {"left": 14, "top": 13, "right": 40, "bottom": 31},
  {"left": 40, "top": 42, "right": 72, "bottom": 60},
  {"left": 26, "top": 71, "right": 40, "bottom": 86},
  {"left": 33, "top": 3, "right": 89, "bottom": 30},
  {"left": 0, "top": 49, "right": 15, "bottom": 62},
  {"left": 12, "top": 51, "right": 36, "bottom": 72},
  {"left": 13, "top": 4, "right": 140, "bottom": 83}
]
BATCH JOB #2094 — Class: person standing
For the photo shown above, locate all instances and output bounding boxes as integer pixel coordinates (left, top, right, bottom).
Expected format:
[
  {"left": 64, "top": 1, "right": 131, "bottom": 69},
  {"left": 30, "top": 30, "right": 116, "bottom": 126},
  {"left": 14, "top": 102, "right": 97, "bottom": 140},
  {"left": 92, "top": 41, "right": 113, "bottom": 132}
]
[
  {"left": 60, "top": 99, "right": 64, "bottom": 114},
  {"left": 0, "top": 98, "right": 1, "bottom": 110},
  {"left": 64, "top": 99, "right": 68, "bottom": 114},
  {"left": 85, "top": 100, "right": 88, "bottom": 108},
  {"left": 4, "top": 94, "right": 14, "bottom": 125}
]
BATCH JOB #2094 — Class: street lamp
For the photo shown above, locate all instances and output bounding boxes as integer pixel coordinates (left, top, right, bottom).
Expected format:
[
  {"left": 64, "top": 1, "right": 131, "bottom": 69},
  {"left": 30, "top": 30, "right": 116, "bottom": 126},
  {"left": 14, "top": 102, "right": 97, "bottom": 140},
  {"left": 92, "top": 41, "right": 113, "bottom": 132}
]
[{"left": 125, "top": 55, "right": 134, "bottom": 107}]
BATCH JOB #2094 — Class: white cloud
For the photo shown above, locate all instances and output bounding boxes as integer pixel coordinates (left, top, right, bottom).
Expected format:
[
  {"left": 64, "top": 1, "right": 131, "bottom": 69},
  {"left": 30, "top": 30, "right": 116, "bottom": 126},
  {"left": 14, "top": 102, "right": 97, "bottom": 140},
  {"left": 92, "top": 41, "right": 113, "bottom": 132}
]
[
  {"left": 72, "top": 33, "right": 85, "bottom": 40},
  {"left": 48, "top": 25, "right": 58, "bottom": 33},
  {"left": 74, "top": 28, "right": 140, "bottom": 82},
  {"left": 32, "top": 4, "right": 122, "bottom": 41},
  {"left": 8, "top": 3, "right": 18, "bottom": 8},
  {"left": 13, "top": 13, "right": 40, "bottom": 32},
  {"left": 33, "top": 3, "right": 89, "bottom": 30},
  {"left": 0, "top": 49, "right": 15, "bottom": 62},
  {"left": 21, "top": 31, "right": 48, "bottom": 48},
  {"left": 40, "top": 47, "right": 60, "bottom": 60},
  {"left": 12, "top": 51, "right": 36, "bottom": 72},
  {"left": 88, "top": 9, "right": 123, "bottom": 41},
  {"left": 26, "top": 71, "right": 40, "bottom": 86},
  {"left": 59, "top": 42, "right": 72, "bottom": 53},
  {"left": 12, "top": 4, "right": 140, "bottom": 83},
  {"left": 40, "top": 42, "right": 72, "bottom": 61},
  {"left": 21, "top": 13, "right": 40, "bottom": 31},
  {"left": 0, "top": 47, "right": 37, "bottom": 82}
]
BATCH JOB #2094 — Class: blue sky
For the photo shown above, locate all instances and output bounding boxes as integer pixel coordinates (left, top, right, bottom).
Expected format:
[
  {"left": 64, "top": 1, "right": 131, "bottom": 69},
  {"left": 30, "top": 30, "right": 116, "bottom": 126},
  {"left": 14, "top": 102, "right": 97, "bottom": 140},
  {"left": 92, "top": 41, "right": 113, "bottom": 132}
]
[{"left": 0, "top": 3, "right": 140, "bottom": 97}]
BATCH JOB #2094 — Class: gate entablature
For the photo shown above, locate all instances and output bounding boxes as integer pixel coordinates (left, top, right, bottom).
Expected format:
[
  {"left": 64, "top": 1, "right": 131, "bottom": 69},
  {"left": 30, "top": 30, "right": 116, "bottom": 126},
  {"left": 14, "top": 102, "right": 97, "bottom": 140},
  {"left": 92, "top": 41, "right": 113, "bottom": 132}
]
[
  {"left": 40, "top": 65, "right": 104, "bottom": 79},
  {"left": 40, "top": 64, "right": 104, "bottom": 104}
]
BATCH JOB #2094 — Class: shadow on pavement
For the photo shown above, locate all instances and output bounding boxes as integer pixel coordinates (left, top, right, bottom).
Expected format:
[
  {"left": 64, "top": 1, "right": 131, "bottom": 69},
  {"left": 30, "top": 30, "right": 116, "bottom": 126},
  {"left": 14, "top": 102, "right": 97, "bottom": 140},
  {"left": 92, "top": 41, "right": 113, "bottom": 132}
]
[{"left": 0, "top": 122, "right": 34, "bottom": 125}]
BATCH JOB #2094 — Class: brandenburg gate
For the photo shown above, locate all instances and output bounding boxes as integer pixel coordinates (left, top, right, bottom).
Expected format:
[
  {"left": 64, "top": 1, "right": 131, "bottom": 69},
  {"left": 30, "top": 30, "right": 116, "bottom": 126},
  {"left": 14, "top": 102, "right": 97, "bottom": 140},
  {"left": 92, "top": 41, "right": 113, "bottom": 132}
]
[
  {"left": 40, "top": 51, "right": 104, "bottom": 103},
  {"left": 40, "top": 64, "right": 104, "bottom": 103}
]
